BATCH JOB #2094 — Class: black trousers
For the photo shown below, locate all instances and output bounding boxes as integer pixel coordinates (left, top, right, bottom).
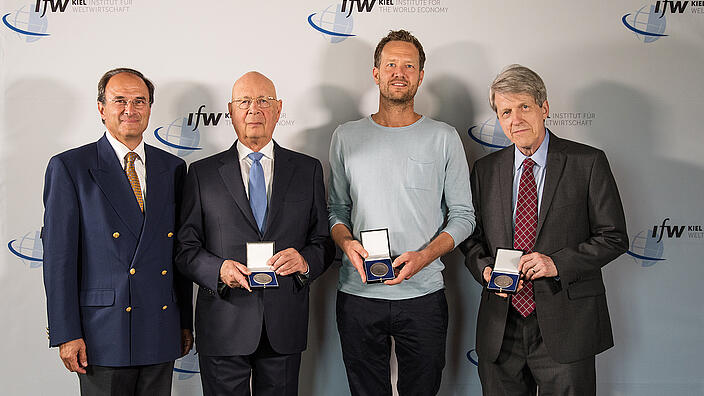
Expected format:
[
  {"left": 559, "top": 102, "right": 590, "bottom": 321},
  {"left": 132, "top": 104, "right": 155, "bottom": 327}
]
[
  {"left": 78, "top": 361, "right": 174, "bottom": 396},
  {"left": 336, "top": 289, "right": 448, "bottom": 396},
  {"left": 199, "top": 327, "right": 301, "bottom": 396},
  {"left": 479, "top": 308, "right": 596, "bottom": 396}
]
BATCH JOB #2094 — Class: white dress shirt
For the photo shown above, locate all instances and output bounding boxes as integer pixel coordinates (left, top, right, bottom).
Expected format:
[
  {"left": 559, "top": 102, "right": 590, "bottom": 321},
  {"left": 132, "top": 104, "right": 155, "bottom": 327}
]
[
  {"left": 237, "top": 139, "right": 309, "bottom": 275},
  {"left": 237, "top": 139, "right": 274, "bottom": 201},
  {"left": 105, "top": 131, "right": 147, "bottom": 199}
]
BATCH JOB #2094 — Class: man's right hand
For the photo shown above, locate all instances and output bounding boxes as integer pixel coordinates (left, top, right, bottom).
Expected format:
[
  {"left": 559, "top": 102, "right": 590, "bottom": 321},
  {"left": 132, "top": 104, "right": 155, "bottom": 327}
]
[
  {"left": 59, "top": 338, "right": 88, "bottom": 373},
  {"left": 331, "top": 224, "right": 369, "bottom": 283},
  {"left": 220, "top": 259, "right": 252, "bottom": 292},
  {"left": 340, "top": 239, "right": 369, "bottom": 283}
]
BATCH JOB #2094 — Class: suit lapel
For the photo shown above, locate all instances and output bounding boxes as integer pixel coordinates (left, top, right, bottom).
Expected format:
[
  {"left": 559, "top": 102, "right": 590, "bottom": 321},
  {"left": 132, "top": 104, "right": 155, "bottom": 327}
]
[
  {"left": 140, "top": 145, "right": 169, "bottom": 246},
  {"left": 498, "top": 147, "right": 515, "bottom": 248},
  {"left": 219, "top": 143, "right": 260, "bottom": 233},
  {"left": 89, "top": 135, "right": 144, "bottom": 239},
  {"left": 263, "top": 143, "right": 295, "bottom": 238},
  {"left": 536, "top": 132, "right": 567, "bottom": 238}
]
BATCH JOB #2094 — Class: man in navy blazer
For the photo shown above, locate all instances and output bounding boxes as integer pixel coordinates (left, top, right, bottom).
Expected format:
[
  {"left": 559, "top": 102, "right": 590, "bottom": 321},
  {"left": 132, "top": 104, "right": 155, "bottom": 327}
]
[
  {"left": 461, "top": 64, "right": 628, "bottom": 395},
  {"left": 42, "top": 68, "right": 193, "bottom": 395},
  {"left": 175, "top": 71, "right": 334, "bottom": 396}
]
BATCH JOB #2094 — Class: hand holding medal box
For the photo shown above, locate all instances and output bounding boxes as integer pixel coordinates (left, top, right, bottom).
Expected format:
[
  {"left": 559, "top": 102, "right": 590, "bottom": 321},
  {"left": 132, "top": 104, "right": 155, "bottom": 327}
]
[
  {"left": 360, "top": 229, "right": 395, "bottom": 284},
  {"left": 487, "top": 248, "right": 523, "bottom": 294},
  {"left": 247, "top": 242, "right": 279, "bottom": 288}
]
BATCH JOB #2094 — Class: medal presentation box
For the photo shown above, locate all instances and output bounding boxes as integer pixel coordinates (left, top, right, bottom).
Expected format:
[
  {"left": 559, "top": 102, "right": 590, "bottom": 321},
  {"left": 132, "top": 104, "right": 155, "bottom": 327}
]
[
  {"left": 360, "top": 228, "right": 395, "bottom": 283},
  {"left": 487, "top": 248, "right": 523, "bottom": 294},
  {"left": 247, "top": 242, "right": 278, "bottom": 288}
]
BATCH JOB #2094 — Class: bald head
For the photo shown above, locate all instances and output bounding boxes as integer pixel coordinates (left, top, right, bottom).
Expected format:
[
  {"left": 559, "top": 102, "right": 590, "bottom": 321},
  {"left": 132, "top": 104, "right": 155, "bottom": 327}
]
[
  {"left": 232, "top": 71, "right": 277, "bottom": 100},
  {"left": 228, "top": 71, "right": 282, "bottom": 152}
]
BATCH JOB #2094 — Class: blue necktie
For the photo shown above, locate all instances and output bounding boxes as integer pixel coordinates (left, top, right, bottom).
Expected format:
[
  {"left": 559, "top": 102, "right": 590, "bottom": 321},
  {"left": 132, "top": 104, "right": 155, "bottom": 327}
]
[{"left": 247, "top": 152, "right": 267, "bottom": 232}]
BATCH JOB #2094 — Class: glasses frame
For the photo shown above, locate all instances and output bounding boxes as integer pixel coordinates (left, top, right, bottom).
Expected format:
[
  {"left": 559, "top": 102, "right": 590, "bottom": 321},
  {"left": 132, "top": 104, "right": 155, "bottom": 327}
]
[
  {"left": 107, "top": 97, "right": 149, "bottom": 109},
  {"left": 231, "top": 96, "right": 278, "bottom": 110}
]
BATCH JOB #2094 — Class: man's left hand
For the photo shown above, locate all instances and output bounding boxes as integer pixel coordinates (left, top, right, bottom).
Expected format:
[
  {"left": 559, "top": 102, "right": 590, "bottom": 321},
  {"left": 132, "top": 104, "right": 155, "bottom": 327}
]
[
  {"left": 268, "top": 248, "right": 308, "bottom": 276},
  {"left": 384, "top": 251, "right": 431, "bottom": 285},
  {"left": 519, "top": 252, "right": 558, "bottom": 281},
  {"left": 181, "top": 329, "right": 193, "bottom": 357}
]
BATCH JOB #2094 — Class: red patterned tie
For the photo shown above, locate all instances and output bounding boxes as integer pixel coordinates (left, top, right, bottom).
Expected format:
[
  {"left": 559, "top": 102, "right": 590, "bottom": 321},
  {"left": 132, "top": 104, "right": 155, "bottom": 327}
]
[
  {"left": 512, "top": 158, "right": 537, "bottom": 317},
  {"left": 125, "top": 152, "right": 144, "bottom": 212}
]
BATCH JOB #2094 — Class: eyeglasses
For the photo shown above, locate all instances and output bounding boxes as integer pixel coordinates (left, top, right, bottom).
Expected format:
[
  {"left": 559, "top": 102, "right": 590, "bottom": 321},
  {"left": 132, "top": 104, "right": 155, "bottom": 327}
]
[
  {"left": 231, "top": 96, "right": 277, "bottom": 110},
  {"left": 108, "top": 98, "right": 149, "bottom": 109}
]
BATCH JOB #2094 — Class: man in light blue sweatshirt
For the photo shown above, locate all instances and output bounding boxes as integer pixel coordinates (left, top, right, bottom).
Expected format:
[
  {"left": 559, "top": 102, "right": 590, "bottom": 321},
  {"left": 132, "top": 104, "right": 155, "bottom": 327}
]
[{"left": 328, "top": 30, "right": 475, "bottom": 396}]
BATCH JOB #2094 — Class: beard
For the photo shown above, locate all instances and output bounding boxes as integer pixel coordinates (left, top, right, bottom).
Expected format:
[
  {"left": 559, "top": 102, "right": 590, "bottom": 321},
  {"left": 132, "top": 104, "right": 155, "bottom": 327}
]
[{"left": 379, "top": 79, "right": 419, "bottom": 105}]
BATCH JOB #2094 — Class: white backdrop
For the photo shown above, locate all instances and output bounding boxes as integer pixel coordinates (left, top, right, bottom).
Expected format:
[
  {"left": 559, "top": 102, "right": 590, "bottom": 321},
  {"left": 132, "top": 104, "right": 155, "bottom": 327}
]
[{"left": 2, "top": 0, "right": 703, "bottom": 394}]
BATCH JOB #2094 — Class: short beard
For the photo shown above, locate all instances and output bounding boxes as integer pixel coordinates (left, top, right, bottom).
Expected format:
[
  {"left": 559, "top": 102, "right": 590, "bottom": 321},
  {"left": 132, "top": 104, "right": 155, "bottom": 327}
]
[
  {"left": 381, "top": 87, "right": 417, "bottom": 105},
  {"left": 387, "top": 95, "right": 413, "bottom": 105}
]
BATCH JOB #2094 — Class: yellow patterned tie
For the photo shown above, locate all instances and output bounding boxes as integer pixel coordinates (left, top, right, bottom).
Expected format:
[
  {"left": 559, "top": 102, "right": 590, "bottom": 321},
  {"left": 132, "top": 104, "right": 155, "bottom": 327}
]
[{"left": 125, "top": 152, "right": 144, "bottom": 212}]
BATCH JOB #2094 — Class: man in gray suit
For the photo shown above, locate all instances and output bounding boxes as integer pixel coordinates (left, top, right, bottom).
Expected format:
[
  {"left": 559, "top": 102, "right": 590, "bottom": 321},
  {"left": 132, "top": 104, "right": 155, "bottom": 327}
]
[{"left": 461, "top": 64, "right": 628, "bottom": 395}]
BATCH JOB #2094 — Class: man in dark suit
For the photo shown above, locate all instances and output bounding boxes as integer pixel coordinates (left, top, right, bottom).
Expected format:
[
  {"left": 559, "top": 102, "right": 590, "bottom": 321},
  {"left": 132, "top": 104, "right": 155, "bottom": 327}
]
[
  {"left": 175, "top": 71, "right": 334, "bottom": 396},
  {"left": 461, "top": 64, "right": 628, "bottom": 395},
  {"left": 42, "top": 68, "right": 193, "bottom": 395}
]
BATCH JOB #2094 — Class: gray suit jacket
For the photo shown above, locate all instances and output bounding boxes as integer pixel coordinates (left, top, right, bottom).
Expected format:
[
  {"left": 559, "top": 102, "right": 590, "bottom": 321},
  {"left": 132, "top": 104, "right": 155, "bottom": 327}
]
[{"left": 461, "top": 132, "right": 628, "bottom": 364}]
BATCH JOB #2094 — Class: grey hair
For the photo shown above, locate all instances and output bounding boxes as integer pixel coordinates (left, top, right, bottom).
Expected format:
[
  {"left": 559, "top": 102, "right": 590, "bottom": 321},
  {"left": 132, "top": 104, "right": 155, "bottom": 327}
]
[{"left": 489, "top": 64, "right": 547, "bottom": 112}]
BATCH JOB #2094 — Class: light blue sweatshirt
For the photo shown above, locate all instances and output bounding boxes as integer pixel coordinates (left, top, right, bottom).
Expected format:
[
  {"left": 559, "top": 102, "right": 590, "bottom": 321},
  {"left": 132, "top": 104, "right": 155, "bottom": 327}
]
[{"left": 328, "top": 115, "right": 475, "bottom": 300}]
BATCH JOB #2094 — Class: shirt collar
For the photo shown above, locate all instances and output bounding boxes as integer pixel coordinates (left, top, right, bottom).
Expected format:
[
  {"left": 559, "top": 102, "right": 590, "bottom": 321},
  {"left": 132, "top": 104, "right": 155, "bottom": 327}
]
[
  {"left": 513, "top": 130, "right": 549, "bottom": 172},
  {"left": 105, "top": 131, "right": 146, "bottom": 165},
  {"left": 237, "top": 139, "right": 274, "bottom": 161}
]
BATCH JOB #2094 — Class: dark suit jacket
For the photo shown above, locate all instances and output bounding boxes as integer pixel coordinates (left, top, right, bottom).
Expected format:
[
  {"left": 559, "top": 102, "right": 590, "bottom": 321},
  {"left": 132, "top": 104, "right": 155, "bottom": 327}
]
[
  {"left": 42, "top": 134, "right": 192, "bottom": 367},
  {"left": 461, "top": 132, "right": 628, "bottom": 364},
  {"left": 175, "top": 141, "right": 334, "bottom": 356}
]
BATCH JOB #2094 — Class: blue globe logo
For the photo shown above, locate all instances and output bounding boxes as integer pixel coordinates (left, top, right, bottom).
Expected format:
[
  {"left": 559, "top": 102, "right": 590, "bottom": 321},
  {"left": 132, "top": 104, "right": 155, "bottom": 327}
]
[
  {"left": 627, "top": 229, "right": 666, "bottom": 267},
  {"left": 153, "top": 117, "right": 202, "bottom": 157},
  {"left": 2, "top": 4, "right": 50, "bottom": 42},
  {"left": 622, "top": 5, "right": 668, "bottom": 43},
  {"left": 7, "top": 230, "right": 43, "bottom": 268},
  {"left": 173, "top": 350, "right": 199, "bottom": 380},
  {"left": 307, "top": 3, "right": 355, "bottom": 44},
  {"left": 467, "top": 117, "right": 511, "bottom": 153},
  {"left": 466, "top": 348, "right": 479, "bottom": 367}
]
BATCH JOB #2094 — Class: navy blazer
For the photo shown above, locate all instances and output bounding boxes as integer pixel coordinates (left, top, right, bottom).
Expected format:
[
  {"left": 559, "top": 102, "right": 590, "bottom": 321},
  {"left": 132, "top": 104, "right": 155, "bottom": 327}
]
[
  {"left": 42, "top": 135, "right": 193, "bottom": 367},
  {"left": 461, "top": 132, "right": 628, "bottom": 364},
  {"left": 175, "top": 141, "right": 335, "bottom": 356}
]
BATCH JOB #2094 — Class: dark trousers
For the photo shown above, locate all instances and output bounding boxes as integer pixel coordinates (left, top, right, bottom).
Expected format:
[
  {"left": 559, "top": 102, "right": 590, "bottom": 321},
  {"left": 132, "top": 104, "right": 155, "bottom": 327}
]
[
  {"left": 199, "top": 328, "right": 301, "bottom": 396},
  {"left": 479, "top": 308, "right": 596, "bottom": 396},
  {"left": 78, "top": 361, "right": 174, "bottom": 396},
  {"left": 336, "top": 290, "right": 448, "bottom": 396}
]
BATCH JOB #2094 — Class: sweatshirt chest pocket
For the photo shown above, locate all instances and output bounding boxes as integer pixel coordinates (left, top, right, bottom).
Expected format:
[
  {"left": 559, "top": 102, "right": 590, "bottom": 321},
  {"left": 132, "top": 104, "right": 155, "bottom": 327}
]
[{"left": 405, "top": 157, "right": 435, "bottom": 191}]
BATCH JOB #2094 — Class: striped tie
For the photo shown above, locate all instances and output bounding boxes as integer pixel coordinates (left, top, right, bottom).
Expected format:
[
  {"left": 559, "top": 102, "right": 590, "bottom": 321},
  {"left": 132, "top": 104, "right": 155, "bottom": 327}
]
[{"left": 125, "top": 152, "right": 144, "bottom": 212}]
